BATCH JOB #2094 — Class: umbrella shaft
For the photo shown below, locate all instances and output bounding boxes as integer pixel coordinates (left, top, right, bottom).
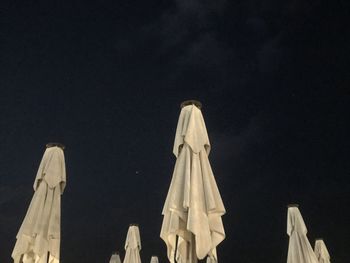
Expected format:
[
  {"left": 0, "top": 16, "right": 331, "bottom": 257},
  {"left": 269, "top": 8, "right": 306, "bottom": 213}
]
[{"left": 174, "top": 235, "right": 178, "bottom": 263}]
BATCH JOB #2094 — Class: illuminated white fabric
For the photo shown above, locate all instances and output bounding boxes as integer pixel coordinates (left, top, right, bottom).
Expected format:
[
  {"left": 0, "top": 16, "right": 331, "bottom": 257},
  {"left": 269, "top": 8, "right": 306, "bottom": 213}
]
[
  {"left": 161, "top": 105, "right": 226, "bottom": 263},
  {"left": 150, "top": 256, "right": 159, "bottom": 263},
  {"left": 123, "top": 225, "right": 141, "bottom": 263},
  {"left": 110, "top": 253, "right": 122, "bottom": 263},
  {"left": 314, "top": 239, "right": 330, "bottom": 263},
  {"left": 287, "top": 207, "right": 318, "bottom": 263},
  {"left": 12, "top": 146, "right": 66, "bottom": 263}
]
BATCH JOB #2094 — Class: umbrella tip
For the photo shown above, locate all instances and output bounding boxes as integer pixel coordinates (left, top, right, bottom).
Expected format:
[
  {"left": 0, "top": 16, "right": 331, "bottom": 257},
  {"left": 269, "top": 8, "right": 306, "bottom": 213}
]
[
  {"left": 180, "top": 100, "right": 202, "bottom": 109},
  {"left": 315, "top": 238, "right": 323, "bottom": 241},
  {"left": 129, "top": 223, "right": 139, "bottom": 227},
  {"left": 287, "top": 203, "right": 299, "bottom": 208},
  {"left": 46, "top": 142, "right": 65, "bottom": 150}
]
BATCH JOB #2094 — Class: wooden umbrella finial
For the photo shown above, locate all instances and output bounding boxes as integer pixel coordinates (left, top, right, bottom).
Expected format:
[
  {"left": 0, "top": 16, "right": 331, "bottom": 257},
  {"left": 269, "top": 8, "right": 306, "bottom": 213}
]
[
  {"left": 180, "top": 100, "right": 202, "bottom": 109},
  {"left": 46, "top": 142, "right": 65, "bottom": 150}
]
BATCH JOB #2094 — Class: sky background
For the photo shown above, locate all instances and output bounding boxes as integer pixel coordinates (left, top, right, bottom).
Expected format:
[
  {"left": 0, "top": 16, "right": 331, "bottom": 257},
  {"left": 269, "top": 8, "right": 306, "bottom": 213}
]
[{"left": 1, "top": 0, "right": 349, "bottom": 263}]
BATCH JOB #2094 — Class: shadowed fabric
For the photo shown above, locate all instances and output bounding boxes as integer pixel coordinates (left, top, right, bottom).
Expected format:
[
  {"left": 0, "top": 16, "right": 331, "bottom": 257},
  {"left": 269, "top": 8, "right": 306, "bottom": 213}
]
[
  {"left": 314, "top": 240, "right": 330, "bottom": 263},
  {"left": 150, "top": 256, "right": 159, "bottom": 263},
  {"left": 161, "top": 104, "right": 226, "bottom": 263},
  {"left": 110, "top": 253, "right": 122, "bottom": 263},
  {"left": 287, "top": 207, "right": 318, "bottom": 263},
  {"left": 12, "top": 146, "right": 66, "bottom": 263},
  {"left": 123, "top": 226, "right": 141, "bottom": 263},
  {"left": 206, "top": 255, "right": 217, "bottom": 263}
]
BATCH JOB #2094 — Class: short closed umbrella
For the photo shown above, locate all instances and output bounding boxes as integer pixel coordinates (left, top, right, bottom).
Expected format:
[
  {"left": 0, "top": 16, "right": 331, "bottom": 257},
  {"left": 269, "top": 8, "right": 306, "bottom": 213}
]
[
  {"left": 314, "top": 239, "right": 330, "bottom": 263},
  {"left": 150, "top": 256, "right": 159, "bottom": 263},
  {"left": 287, "top": 205, "right": 318, "bottom": 263},
  {"left": 12, "top": 143, "right": 66, "bottom": 263},
  {"left": 161, "top": 101, "right": 226, "bottom": 263},
  {"left": 123, "top": 225, "right": 141, "bottom": 263},
  {"left": 110, "top": 252, "right": 122, "bottom": 263}
]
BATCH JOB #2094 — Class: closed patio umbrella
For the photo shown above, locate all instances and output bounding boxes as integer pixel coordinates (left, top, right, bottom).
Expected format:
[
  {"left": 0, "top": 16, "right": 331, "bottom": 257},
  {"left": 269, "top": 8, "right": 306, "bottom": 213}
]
[
  {"left": 123, "top": 225, "right": 141, "bottom": 263},
  {"left": 12, "top": 143, "right": 66, "bottom": 263},
  {"left": 150, "top": 256, "right": 159, "bottom": 263},
  {"left": 161, "top": 101, "right": 226, "bottom": 263},
  {"left": 287, "top": 204, "right": 318, "bottom": 263},
  {"left": 314, "top": 239, "right": 330, "bottom": 263},
  {"left": 110, "top": 252, "right": 122, "bottom": 263}
]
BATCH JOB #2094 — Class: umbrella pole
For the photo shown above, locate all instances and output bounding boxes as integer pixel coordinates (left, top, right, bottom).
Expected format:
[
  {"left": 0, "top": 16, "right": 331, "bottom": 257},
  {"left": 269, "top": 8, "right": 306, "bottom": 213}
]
[{"left": 174, "top": 235, "right": 178, "bottom": 263}]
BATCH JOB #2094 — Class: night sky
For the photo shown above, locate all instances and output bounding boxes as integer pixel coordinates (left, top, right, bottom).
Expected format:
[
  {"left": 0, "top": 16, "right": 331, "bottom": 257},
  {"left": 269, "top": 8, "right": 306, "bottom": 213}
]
[{"left": 1, "top": 0, "right": 349, "bottom": 263}]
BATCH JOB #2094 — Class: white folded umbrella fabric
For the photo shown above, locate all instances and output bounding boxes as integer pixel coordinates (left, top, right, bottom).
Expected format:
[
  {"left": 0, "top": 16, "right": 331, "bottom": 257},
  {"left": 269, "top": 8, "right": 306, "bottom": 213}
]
[
  {"left": 123, "top": 225, "right": 141, "bottom": 263},
  {"left": 287, "top": 206, "right": 318, "bottom": 263},
  {"left": 110, "top": 252, "right": 122, "bottom": 263},
  {"left": 161, "top": 103, "right": 226, "bottom": 263},
  {"left": 12, "top": 146, "right": 66, "bottom": 263},
  {"left": 314, "top": 239, "right": 330, "bottom": 263},
  {"left": 150, "top": 255, "right": 159, "bottom": 263}
]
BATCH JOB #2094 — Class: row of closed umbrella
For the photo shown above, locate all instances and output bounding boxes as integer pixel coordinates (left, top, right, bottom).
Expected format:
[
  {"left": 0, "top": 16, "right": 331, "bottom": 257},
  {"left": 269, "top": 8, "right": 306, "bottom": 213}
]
[
  {"left": 287, "top": 205, "right": 330, "bottom": 263},
  {"left": 10, "top": 100, "right": 331, "bottom": 263},
  {"left": 11, "top": 100, "right": 226, "bottom": 263}
]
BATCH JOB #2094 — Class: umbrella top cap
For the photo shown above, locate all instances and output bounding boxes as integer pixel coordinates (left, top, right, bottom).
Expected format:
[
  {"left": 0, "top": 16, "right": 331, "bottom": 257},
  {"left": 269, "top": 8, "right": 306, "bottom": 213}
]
[
  {"left": 129, "top": 223, "right": 139, "bottom": 226},
  {"left": 287, "top": 204, "right": 299, "bottom": 208},
  {"left": 46, "top": 142, "right": 65, "bottom": 150},
  {"left": 180, "top": 100, "right": 202, "bottom": 109}
]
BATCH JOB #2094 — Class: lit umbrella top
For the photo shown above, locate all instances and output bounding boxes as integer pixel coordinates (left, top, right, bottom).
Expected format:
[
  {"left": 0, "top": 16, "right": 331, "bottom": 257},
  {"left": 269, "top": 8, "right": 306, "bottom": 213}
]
[
  {"left": 150, "top": 256, "right": 159, "bottom": 263},
  {"left": 110, "top": 252, "right": 122, "bottom": 263},
  {"left": 12, "top": 144, "right": 66, "bottom": 263},
  {"left": 123, "top": 225, "right": 141, "bottom": 263},
  {"left": 314, "top": 239, "right": 330, "bottom": 263},
  {"left": 287, "top": 205, "right": 318, "bottom": 263},
  {"left": 161, "top": 102, "right": 226, "bottom": 263}
]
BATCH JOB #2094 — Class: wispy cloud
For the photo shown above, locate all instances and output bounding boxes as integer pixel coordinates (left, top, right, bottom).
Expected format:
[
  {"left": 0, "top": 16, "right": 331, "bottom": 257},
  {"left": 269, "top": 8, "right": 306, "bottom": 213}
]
[{"left": 210, "top": 114, "right": 270, "bottom": 166}]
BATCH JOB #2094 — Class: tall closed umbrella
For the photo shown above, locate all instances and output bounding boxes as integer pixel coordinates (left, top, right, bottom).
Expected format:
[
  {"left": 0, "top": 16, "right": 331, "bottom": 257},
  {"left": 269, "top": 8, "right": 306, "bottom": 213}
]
[
  {"left": 160, "top": 101, "right": 226, "bottom": 263},
  {"left": 12, "top": 143, "right": 66, "bottom": 263},
  {"left": 287, "top": 204, "right": 318, "bottom": 263},
  {"left": 123, "top": 225, "right": 141, "bottom": 263},
  {"left": 150, "top": 256, "right": 159, "bottom": 263},
  {"left": 110, "top": 252, "right": 122, "bottom": 263},
  {"left": 314, "top": 239, "right": 330, "bottom": 263}
]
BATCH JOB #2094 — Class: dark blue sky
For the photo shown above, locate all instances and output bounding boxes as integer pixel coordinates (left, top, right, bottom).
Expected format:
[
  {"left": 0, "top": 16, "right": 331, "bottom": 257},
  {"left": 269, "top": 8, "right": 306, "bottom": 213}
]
[{"left": 1, "top": 0, "right": 349, "bottom": 263}]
